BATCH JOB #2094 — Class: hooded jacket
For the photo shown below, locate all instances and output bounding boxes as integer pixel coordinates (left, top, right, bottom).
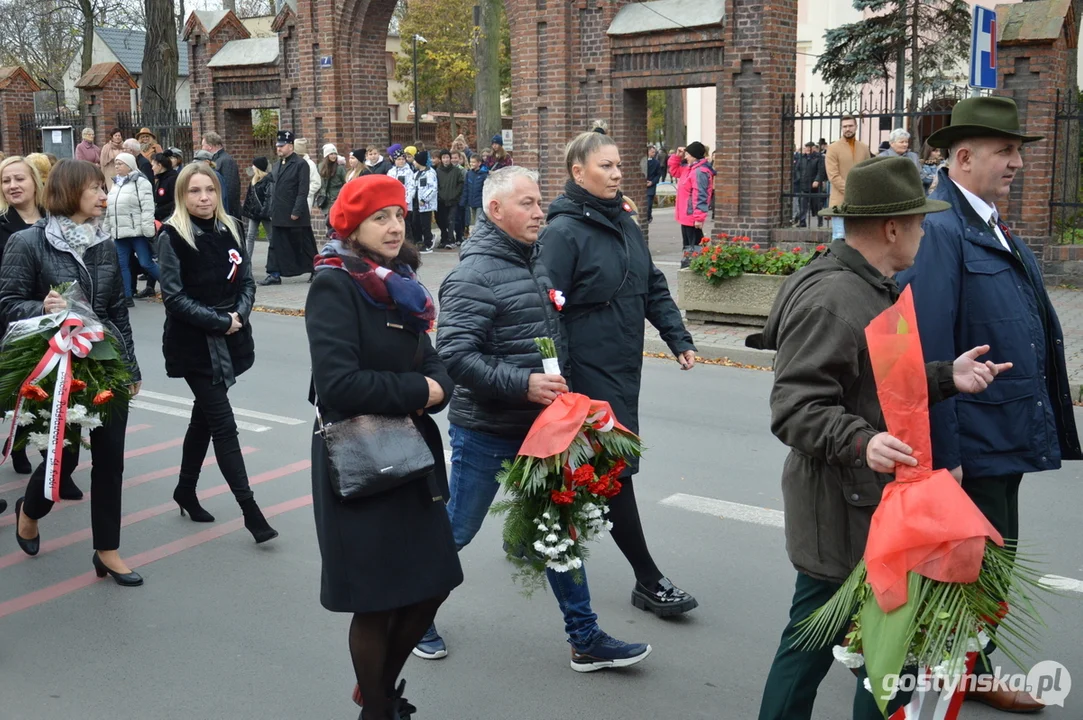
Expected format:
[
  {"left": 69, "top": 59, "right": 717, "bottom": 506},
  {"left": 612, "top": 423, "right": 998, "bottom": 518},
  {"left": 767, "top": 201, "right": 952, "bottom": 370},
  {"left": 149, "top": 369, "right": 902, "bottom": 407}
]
[
  {"left": 461, "top": 166, "right": 488, "bottom": 209},
  {"left": 0, "top": 218, "right": 140, "bottom": 382},
  {"left": 104, "top": 173, "right": 156, "bottom": 239},
  {"left": 760, "top": 240, "right": 955, "bottom": 582},
  {"left": 436, "top": 216, "right": 565, "bottom": 437},
  {"left": 411, "top": 166, "right": 438, "bottom": 213},
  {"left": 436, "top": 164, "right": 465, "bottom": 206},
  {"left": 668, "top": 155, "right": 715, "bottom": 226},
  {"left": 539, "top": 191, "right": 694, "bottom": 472}
]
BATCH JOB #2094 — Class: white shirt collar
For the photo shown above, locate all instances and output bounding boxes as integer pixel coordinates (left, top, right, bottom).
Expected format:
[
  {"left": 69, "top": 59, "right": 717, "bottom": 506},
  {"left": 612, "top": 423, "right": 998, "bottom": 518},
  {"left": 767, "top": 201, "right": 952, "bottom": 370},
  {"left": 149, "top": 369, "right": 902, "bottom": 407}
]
[{"left": 950, "top": 178, "right": 999, "bottom": 227}]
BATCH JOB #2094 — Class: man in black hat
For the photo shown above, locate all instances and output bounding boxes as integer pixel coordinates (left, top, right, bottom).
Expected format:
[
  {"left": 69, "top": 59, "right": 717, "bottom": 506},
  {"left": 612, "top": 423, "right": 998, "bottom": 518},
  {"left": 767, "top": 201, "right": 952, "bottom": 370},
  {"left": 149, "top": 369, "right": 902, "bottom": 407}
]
[
  {"left": 898, "top": 95, "right": 1079, "bottom": 714},
  {"left": 261, "top": 130, "right": 318, "bottom": 285},
  {"left": 755, "top": 156, "right": 1011, "bottom": 720}
]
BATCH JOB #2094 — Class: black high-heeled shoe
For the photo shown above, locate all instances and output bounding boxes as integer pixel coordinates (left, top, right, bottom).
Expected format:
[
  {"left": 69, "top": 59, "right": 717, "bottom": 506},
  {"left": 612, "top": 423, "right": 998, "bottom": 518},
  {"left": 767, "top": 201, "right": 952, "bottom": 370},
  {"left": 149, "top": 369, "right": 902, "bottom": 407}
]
[
  {"left": 240, "top": 498, "right": 278, "bottom": 544},
  {"left": 173, "top": 485, "right": 215, "bottom": 522},
  {"left": 0, "top": 498, "right": 7, "bottom": 515},
  {"left": 389, "top": 680, "right": 416, "bottom": 720},
  {"left": 14, "top": 497, "right": 39, "bottom": 556},
  {"left": 92, "top": 552, "right": 143, "bottom": 586}
]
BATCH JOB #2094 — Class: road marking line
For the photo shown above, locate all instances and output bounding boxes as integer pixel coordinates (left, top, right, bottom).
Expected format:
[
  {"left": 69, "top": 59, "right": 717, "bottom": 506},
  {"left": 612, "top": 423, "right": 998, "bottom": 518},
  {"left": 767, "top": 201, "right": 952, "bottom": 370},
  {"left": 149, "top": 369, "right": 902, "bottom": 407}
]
[
  {"left": 0, "top": 447, "right": 258, "bottom": 529},
  {"left": 662, "top": 493, "right": 1083, "bottom": 594},
  {"left": 0, "top": 492, "right": 312, "bottom": 620},
  {"left": 131, "top": 401, "right": 272, "bottom": 432},
  {"left": 0, "top": 458, "right": 308, "bottom": 572},
  {"left": 1039, "top": 575, "right": 1083, "bottom": 594},
  {"left": 660, "top": 492, "right": 785, "bottom": 528},
  {"left": 138, "top": 390, "right": 306, "bottom": 426},
  {"left": 0, "top": 437, "right": 187, "bottom": 494},
  {"left": 655, "top": 260, "right": 679, "bottom": 267}
]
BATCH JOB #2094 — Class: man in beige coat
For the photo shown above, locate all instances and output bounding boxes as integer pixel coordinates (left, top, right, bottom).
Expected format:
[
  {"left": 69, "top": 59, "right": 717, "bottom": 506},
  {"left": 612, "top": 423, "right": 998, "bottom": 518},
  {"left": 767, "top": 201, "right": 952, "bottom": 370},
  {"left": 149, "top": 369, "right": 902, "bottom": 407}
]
[{"left": 825, "top": 114, "right": 871, "bottom": 240}]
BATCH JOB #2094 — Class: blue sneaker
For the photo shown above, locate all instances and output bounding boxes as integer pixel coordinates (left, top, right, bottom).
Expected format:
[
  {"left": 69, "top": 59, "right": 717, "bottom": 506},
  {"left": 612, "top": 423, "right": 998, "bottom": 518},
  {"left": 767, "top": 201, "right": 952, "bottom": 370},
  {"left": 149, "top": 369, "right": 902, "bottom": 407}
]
[
  {"left": 570, "top": 631, "right": 652, "bottom": 673},
  {"left": 412, "top": 623, "right": 447, "bottom": 659}
]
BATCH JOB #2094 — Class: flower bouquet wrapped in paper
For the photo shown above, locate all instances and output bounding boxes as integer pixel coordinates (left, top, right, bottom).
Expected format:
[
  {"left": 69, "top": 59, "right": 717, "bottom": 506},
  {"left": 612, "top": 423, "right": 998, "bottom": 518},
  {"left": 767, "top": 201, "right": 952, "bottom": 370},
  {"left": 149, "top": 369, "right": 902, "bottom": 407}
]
[
  {"left": 0, "top": 282, "right": 131, "bottom": 501},
  {"left": 491, "top": 338, "right": 642, "bottom": 587},
  {"left": 793, "top": 287, "right": 1048, "bottom": 719}
]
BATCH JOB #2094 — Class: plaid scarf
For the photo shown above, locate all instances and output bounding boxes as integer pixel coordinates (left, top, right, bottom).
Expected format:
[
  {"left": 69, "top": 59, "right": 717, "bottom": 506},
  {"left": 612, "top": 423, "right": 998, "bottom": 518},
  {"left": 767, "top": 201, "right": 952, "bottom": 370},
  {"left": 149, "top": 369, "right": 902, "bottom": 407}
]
[{"left": 313, "top": 237, "right": 435, "bottom": 333}]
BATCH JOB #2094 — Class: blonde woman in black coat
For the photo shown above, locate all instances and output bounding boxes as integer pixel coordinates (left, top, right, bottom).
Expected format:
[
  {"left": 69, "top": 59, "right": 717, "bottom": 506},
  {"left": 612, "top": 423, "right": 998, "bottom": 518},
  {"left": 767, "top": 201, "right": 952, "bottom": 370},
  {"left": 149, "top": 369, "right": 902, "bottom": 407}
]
[
  {"left": 158, "top": 163, "right": 277, "bottom": 543},
  {"left": 306, "top": 174, "right": 460, "bottom": 720}
]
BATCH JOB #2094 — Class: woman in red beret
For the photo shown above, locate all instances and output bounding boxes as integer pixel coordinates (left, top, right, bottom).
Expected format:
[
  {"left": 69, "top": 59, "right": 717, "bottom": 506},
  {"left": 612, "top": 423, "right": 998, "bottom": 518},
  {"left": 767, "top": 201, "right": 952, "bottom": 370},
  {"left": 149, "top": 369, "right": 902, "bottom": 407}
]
[{"left": 305, "top": 174, "right": 461, "bottom": 720}]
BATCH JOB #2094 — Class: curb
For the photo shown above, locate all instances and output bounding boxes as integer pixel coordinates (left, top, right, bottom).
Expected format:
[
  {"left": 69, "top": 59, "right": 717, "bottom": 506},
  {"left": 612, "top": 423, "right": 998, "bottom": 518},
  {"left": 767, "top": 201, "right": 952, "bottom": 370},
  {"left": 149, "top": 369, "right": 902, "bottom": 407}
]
[{"left": 643, "top": 337, "right": 775, "bottom": 369}]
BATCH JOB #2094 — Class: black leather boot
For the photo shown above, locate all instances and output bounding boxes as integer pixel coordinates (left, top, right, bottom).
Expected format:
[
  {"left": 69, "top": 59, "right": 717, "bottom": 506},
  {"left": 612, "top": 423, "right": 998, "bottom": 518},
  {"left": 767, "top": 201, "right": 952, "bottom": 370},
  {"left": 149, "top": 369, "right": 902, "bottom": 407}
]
[
  {"left": 240, "top": 498, "right": 278, "bottom": 543},
  {"left": 173, "top": 480, "right": 215, "bottom": 522}
]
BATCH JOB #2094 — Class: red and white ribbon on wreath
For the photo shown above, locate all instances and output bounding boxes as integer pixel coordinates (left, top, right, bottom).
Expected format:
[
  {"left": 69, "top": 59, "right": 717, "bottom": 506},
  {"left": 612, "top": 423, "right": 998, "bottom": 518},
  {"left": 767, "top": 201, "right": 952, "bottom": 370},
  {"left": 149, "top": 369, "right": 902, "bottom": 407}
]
[
  {"left": 887, "top": 652, "right": 979, "bottom": 720},
  {"left": 0, "top": 316, "right": 104, "bottom": 501},
  {"left": 226, "top": 249, "right": 243, "bottom": 281}
]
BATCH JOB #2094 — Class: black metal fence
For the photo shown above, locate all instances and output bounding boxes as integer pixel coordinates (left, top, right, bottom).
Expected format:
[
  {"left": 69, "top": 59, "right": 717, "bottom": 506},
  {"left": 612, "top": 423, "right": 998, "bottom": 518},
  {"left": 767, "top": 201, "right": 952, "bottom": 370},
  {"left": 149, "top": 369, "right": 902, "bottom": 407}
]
[
  {"left": 116, "top": 109, "right": 195, "bottom": 163},
  {"left": 779, "top": 86, "right": 975, "bottom": 225},
  {"left": 1050, "top": 90, "right": 1083, "bottom": 241},
  {"left": 18, "top": 109, "right": 91, "bottom": 157}
]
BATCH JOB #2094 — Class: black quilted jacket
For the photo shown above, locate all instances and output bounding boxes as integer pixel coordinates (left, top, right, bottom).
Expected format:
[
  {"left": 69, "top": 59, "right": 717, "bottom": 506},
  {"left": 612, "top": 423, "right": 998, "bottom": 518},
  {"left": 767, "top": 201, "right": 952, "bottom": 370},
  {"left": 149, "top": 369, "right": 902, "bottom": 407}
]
[
  {"left": 436, "top": 216, "right": 566, "bottom": 437},
  {"left": 0, "top": 219, "right": 140, "bottom": 382}
]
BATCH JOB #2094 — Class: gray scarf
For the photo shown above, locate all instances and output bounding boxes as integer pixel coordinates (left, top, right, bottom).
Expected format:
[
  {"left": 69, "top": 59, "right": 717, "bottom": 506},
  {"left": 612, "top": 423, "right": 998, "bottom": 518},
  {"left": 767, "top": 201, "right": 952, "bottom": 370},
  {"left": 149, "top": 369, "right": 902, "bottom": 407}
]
[{"left": 52, "top": 215, "right": 105, "bottom": 258}]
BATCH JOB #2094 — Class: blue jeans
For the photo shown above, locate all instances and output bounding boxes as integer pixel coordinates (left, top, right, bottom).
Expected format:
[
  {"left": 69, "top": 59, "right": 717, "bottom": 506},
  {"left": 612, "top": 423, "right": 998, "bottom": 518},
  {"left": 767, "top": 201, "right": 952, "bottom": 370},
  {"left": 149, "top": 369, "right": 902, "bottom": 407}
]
[
  {"left": 114, "top": 236, "right": 160, "bottom": 297},
  {"left": 447, "top": 424, "right": 600, "bottom": 649},
  {"left": 831, "top": 216, "right": 845, "bottom": 240}
]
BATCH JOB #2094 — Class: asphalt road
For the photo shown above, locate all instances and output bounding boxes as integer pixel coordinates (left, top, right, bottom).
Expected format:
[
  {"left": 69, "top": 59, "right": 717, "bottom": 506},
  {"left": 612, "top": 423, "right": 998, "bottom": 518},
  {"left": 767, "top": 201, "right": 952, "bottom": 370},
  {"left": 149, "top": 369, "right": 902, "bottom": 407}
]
[{"left": 1, "top": 304, "right": 1081, "bottom": 720}]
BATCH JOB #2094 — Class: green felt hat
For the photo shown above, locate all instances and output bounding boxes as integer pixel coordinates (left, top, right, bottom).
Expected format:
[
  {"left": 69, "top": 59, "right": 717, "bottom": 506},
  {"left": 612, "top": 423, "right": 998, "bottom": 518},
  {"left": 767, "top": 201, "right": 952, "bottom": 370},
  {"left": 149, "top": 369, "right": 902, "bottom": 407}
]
[
  {"left": 819, "top": 156, "right": 951, "bottom": 218},
  {"left": 926, "top": 96, "right": 1043, "bottom": 149}
]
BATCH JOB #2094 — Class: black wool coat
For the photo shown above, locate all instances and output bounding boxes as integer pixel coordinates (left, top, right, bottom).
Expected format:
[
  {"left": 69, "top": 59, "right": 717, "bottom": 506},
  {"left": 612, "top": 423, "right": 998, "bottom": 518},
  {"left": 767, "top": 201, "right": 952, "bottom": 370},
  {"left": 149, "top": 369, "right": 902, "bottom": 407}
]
[
  {"left": 269, "top": 152, "right": 311, "bottom": 227},
  {"left": 158, "top": 217, "right": 254, "bottom": 386},
  {"left": 305, "top": 268, "right": 462, "bottom": 613},
  {"left": 540, "top": 194, "right": 694, "bottom": 473}
]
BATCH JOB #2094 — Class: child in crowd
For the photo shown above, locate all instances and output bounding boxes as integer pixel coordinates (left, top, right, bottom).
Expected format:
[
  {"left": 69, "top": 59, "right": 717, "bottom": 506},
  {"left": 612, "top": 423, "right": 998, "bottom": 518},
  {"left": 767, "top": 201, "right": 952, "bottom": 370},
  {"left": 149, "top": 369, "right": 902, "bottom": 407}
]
[
  {"left": 460, "top": 154, "right": 488, "bottom": 242},
  {"left": 410, "top": 150, "right": 438, "bottom": 253}
]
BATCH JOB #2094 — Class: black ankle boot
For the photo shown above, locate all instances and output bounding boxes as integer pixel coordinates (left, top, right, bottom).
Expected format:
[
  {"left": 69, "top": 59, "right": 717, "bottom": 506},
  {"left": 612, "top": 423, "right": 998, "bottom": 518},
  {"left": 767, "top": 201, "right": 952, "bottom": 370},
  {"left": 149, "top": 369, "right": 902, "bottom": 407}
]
[
  {"left": 173, "top": 483, "right": 215, "bottom": 522},
  {"left": 239, "top": 498, "right": 278, "bottom": 543},
  {"left": 9, "top": 445, "right": 32, "bottom": 475}
]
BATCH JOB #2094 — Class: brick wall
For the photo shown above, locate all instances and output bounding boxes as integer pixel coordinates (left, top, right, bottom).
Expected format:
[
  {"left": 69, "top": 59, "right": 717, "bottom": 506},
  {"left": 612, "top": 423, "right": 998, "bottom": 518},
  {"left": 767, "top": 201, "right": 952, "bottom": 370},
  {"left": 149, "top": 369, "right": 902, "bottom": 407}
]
[{"left": 0, "top": 75, "right": 36, "bottom": 157}]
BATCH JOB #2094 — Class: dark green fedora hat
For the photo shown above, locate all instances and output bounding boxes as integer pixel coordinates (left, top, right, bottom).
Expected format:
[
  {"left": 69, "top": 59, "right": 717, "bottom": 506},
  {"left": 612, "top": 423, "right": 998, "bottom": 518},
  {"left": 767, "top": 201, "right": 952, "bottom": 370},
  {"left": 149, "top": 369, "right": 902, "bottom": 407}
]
[
  {"left": 820, "top": 156, "right": 951, "bottom": 218},
  {"left": 926, "top": 96, "right": 1043, "bottom": 149}
]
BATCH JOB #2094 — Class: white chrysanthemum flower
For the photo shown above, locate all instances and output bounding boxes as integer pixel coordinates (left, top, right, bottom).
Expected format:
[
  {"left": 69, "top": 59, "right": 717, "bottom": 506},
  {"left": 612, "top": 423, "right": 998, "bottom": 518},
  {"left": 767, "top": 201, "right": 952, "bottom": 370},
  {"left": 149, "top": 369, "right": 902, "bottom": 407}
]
[
  {"left": 932, "top": 657, "right": 968, "bottom": 681},
  {"left": 862, "top": 677, "right": 898, "bottom": 700},
  {"left": 569, "top": 557, "right": 583, "bottom": 569},
  {"left": 26, "top": 432, "right": 69, "bottom": 451},
  {"left": 38, "top": 409, "right": 52, "bottom": 420},
  {"left": 66, "top": 404, "right": 89, "bottom": 422},
  {"left": 545, "top": 533, "right": 558, "bottom": 543},
  {"left": 17, "top": 411, "right": 39, "bottom": 427},
  {"left": 541, "top": 512, "right": 551, "bottom": 519},
  {"left": 832, "top": 645, "right": 865, "bottom": 669},
  {"left": 533, "top": 541, "right": 547, "bottom": 553}
]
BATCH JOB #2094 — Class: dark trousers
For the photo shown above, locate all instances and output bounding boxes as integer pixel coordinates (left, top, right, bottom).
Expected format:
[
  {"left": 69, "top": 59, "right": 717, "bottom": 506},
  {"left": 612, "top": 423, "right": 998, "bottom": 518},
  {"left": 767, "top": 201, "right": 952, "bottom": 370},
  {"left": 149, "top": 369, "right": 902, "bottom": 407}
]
[
  {"left": 23, "top": 401, "right": 130, "bottom": 551},
  {"left": 758, "top": 572, "right": 912, "bottom": 720},
  {"left": 455, "top": 205, "right": 467, "bottom": 243},
  {"left": 435, "top": 202, "right": 455, "bottom": 245},
  {"left": 962, "top": 473, "right": 1022, "bottom": 675},
  {"left": 796, "top": 194, "right": 824, "bottom": 227},
  {"left": 646, "top": 192, "right": 656, "bottom": 221},
  {"left": 178, "top": 375, "right": 253, "bottom": 502},
  {"left": 680, "top": 224, "right": 703, "bottom": 250},
  {"left": 411, "top": 210, "right": 433, "bottom": 249}
]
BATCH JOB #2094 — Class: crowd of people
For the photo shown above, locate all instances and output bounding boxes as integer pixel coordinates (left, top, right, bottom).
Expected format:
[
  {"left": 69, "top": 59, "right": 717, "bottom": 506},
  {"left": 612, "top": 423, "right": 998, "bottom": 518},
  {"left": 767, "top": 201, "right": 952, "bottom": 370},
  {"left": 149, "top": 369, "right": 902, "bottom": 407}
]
[{"left": 0, "top": 96, "right": 1074, "bottom": 720}]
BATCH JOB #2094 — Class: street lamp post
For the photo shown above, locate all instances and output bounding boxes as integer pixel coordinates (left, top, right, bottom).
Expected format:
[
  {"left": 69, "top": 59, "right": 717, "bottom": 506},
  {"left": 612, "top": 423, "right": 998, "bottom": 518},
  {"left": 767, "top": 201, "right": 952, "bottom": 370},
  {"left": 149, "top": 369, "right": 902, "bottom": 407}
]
[{"left": 412, "top": 34, "right": 427, "bottom": 141}]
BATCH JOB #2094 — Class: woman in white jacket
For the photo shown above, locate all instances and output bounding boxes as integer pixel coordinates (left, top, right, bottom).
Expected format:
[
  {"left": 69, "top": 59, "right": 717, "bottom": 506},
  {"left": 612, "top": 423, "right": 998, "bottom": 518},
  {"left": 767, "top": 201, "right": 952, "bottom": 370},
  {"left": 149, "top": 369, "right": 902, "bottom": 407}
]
[{"left": 105, "top": 152, "right": 159, "bottom": 306}]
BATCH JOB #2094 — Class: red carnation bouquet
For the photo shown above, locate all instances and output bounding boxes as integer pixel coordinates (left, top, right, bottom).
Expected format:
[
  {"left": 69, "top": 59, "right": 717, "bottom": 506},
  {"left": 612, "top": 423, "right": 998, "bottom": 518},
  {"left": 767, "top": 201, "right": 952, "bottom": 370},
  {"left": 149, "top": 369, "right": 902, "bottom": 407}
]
[{"left": 492, "top": 338, "right": 643, "bottom": 586}]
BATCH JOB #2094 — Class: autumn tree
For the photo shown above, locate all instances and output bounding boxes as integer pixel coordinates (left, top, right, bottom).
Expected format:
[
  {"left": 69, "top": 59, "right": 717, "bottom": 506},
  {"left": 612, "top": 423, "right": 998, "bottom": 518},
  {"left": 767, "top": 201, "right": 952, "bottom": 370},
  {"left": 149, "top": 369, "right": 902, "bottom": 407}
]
[{"left": 395, "top": 0, "right": 480, "bottom": 139}]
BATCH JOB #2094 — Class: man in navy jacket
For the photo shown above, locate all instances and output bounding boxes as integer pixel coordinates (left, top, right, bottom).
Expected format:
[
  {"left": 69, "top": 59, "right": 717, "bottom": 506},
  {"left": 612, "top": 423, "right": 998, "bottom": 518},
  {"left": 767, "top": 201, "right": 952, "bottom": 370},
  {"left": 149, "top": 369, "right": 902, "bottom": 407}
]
[{"left": 898, "top": 96, "right": 1080, "bottom": 714}]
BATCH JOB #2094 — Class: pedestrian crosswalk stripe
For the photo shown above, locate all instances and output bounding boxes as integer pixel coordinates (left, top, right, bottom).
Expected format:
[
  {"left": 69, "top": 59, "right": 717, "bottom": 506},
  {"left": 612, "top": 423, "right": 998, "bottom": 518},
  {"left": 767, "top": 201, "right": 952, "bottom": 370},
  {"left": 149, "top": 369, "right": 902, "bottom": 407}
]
[
  {"left": 659, "top": 492, "right": 784, "bottom": 528},
  {"left": 138, "top": 390, "right": 307, "bottom": 426},
  {"left": 131, "top": 401, "right": 272, "bottom": 432},
  {"left": 660, "top": 493, "right": 1083, "bottom": 594}
]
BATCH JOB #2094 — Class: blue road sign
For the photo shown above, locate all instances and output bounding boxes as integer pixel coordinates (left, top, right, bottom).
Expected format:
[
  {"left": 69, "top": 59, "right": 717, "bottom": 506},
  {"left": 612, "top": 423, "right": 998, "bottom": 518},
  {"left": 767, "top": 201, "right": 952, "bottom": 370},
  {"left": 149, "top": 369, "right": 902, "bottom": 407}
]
[{"left": 970, "top": 5, "right": 997, "bottom": 89}]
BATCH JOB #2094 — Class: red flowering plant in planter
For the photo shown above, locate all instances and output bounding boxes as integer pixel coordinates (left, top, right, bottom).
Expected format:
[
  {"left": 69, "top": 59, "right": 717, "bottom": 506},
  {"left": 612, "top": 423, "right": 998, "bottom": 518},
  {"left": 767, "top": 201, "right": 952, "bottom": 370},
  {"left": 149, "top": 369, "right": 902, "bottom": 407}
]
[{"left": 687, "top": 233, "right": 825, "bottom": 285}]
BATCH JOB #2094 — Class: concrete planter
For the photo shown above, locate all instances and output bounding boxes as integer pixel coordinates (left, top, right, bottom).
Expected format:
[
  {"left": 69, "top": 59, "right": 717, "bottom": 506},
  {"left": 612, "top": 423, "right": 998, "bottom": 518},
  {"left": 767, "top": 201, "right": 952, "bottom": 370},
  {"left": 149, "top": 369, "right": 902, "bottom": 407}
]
[{"left": 677, "top": 269, "right": 787, "bottom": 327}]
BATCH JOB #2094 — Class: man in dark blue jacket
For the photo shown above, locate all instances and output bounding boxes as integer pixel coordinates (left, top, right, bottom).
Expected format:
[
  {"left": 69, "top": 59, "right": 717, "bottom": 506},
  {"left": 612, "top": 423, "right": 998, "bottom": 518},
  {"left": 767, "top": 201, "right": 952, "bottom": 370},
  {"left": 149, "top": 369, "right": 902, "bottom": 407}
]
[
  {"left": 645, "top": 146, "right": 663, "bottom": 222},
  {"left": 898, "top": 96, "right": 1080, "bottom": 714}
]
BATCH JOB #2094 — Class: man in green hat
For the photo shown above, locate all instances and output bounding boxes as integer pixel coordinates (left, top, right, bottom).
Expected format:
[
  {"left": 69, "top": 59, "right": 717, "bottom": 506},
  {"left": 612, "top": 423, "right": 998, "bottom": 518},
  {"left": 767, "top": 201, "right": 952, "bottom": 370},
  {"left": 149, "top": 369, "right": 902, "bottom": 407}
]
[
  {"left": 898, "top": 96, "right": 1079, "bottom": 714},
  {"left": 755, "top": 156, "right": 1012, "bottom": 720}
]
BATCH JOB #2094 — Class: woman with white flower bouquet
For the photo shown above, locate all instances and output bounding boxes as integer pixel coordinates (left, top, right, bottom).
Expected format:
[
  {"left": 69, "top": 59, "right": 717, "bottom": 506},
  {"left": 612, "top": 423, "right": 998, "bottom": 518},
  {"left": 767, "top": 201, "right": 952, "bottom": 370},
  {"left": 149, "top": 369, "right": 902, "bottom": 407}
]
[{"left": 0, "top": 159, "right": 143, "bottom": 586}]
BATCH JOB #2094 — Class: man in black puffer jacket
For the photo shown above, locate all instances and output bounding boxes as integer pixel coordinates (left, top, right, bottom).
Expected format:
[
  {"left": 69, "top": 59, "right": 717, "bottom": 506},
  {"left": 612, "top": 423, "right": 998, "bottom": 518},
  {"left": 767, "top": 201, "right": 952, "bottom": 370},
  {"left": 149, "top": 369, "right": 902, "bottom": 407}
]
[{"left": 421, "top": 166, "right": 653, "bottom": 673}]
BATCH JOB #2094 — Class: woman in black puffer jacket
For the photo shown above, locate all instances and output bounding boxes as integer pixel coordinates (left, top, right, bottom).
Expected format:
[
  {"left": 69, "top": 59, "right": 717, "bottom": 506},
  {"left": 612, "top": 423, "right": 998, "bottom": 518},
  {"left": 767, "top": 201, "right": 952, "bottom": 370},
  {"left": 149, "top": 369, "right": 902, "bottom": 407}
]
[
  {"left": 540, "top": 131, "right": 698, "bottom": 618},
  {"left": 157, "top": 163, "right": 276, "bottom": 544},
  {"left": 0, "top": 159, "right": 143, "bottom": 585}
]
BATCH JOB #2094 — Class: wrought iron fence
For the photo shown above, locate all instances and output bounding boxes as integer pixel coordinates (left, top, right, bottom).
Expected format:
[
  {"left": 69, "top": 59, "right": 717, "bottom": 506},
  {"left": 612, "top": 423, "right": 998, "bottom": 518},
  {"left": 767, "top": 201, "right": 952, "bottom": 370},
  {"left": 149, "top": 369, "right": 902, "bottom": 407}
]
[
  {"left": 779, "top": 86, "right": 974, "bottom": 225},
  {"left": 115, "top": 109, "right": 194, "bottom": 163},
  {"left": 18, "top": 109, "right": 92, "bottom": 157},
  {"left": 1050, "top": 90, "right": 1083, "bottom": 242},
  {"left": 389, "top": 121, "right": 437, "bottom": 147}
]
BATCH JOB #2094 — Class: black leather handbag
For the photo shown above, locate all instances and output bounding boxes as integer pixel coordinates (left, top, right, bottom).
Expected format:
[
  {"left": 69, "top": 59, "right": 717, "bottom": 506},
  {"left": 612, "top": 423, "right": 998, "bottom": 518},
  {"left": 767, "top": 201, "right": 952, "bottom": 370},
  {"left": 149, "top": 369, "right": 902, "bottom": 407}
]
[{"left": 315, "top": 337, "right": 435, "bottom": 500}]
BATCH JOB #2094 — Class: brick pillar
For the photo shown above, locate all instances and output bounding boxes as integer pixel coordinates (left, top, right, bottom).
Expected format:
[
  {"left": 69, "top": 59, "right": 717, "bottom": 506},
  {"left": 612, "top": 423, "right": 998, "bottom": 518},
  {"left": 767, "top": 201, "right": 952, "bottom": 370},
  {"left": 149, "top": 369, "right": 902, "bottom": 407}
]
[
  {"left": 714, "top": 0, "right": 799, "bottom": 243},
  {"left": 0, "top": 67, "right": 40, "bottom": 156},
  {"left": 995, "top": 0, "right": 1077, "bottom": 244},
  {"left": 185, "top": 11, "right": 251, "bottom": 146},
  {"left": 76, "top": 64, "right": 139, "bottom": 142}
]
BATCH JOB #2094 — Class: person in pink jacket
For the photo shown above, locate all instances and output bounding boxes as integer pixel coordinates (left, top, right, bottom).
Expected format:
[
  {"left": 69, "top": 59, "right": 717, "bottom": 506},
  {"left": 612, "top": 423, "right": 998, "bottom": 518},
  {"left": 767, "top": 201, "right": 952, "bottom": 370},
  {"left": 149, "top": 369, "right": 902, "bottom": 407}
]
[{"left": 668, "top": 141, "right": 715, "bottom": 267}]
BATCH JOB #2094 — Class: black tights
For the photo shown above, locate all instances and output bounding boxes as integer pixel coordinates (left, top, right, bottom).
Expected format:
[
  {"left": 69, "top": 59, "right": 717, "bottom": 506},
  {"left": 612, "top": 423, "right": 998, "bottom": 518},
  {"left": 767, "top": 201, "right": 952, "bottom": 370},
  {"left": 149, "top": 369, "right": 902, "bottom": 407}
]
[
  {"left": 605, "top": 475, "right": 664, "bottom": 587},
  {"left": 350, "top": 593, "right": 447, "bottom": 720}
]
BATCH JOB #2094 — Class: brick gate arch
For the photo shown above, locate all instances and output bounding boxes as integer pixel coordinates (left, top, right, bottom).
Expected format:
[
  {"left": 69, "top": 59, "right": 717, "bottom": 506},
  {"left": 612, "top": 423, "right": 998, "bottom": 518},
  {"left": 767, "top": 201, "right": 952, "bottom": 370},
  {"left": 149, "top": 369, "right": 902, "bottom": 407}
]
[{"left": 189, "top": 0, "right": 797, "bottom": 240}]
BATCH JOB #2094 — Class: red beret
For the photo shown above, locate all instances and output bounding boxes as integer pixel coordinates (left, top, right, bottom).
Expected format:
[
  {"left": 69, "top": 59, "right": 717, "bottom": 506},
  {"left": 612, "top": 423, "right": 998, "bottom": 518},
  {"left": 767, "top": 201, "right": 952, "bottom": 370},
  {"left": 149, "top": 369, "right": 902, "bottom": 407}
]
[{"left": 329, "top": 174, "right": 408, "bottom": 238}]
